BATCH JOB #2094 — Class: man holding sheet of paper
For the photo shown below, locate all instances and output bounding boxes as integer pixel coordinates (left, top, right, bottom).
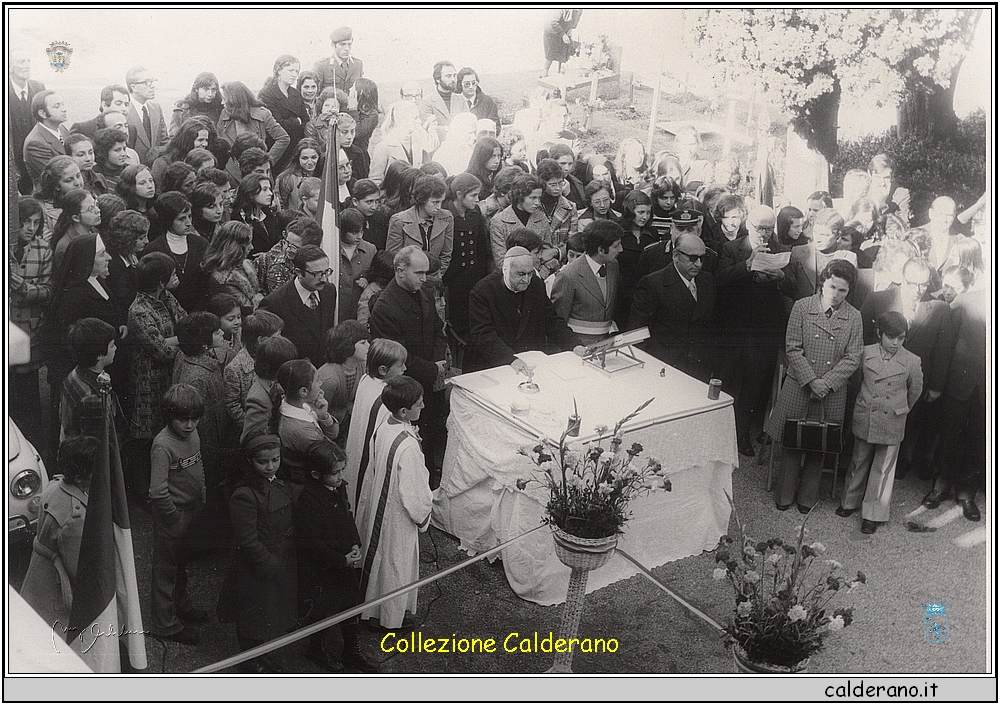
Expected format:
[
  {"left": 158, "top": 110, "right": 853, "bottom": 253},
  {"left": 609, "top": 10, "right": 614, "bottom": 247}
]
[{"left": 717, "top": 205, "right": 798, "bottom": 456}]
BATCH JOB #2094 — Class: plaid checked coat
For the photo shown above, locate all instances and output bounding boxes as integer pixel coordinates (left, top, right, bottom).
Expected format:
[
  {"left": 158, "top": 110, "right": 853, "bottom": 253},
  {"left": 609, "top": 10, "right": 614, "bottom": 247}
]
[{"left": 764, "top": 293, "right": 863, "bottom": 444}]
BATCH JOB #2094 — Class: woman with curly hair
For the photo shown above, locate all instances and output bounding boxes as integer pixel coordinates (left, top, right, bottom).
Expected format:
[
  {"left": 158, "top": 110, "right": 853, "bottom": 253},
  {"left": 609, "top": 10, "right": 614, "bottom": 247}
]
[
  {"left": 231, "top": 173, "right": 279, "bottom": 255},
  {"left": 202, "top": 220, "right": 260, "bottom": 311},
  {"left": 92, "top": 127, "right": 129, "bottom": 191},
  {"left": 33, "top": 156, "right": 85, "bottom": 236},
  {"left": 218, "top": 81, "right": 290, "bottom": 168},
  {"left": 142, "top": 191, "right": 209, "bottom": 312},
  {"left": 183, "top": 147, "right": 216, "bottom": 175},
  {"left": 275, "top": 138, "right": 321, "bottom": 213},
  {"left": 259, "top": 55, "right": 311, "bottom": 173},
  {"left": 51, "top": 189, "right": 101, "bottom": 290},
  {"left": 152, "top": 118, "right": 213, "bottom": 184},
  {"left": 160, "top": 162, "right": 197, "bottom": 199},
  {"left": 116, "top": 164, "right": 157, "bottom": 217},
  {"left": 170, "top": 72, "right": 224, "bottom": 137},
  {"left": 105, "top": 209, "right": 150, "bottom": 322},
  {"left": 498, "top": 127, "right": 530, "bottom": 174}
]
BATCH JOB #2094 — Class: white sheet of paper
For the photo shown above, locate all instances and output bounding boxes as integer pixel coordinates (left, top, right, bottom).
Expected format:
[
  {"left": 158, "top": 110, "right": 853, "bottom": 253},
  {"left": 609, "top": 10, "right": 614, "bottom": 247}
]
[{"left": 750, "top": 251, "right": 791, "bottom": 271}]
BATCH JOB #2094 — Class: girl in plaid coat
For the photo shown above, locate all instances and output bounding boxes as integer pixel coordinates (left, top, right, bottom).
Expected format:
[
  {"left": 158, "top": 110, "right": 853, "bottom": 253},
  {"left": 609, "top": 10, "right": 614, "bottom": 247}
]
[{"left": 764, "top": 260, "right": 863, "bottom": 513}]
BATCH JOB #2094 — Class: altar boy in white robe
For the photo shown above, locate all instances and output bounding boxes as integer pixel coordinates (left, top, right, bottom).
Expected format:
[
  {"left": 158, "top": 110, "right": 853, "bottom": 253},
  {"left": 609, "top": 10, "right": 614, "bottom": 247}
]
[{"left": 356, "top": 376, "right": 433, "bottom": 630}]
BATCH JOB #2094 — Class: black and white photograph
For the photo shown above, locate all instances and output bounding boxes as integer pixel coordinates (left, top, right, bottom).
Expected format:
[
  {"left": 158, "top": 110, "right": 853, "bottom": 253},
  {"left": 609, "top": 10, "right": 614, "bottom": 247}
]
[{"left": 4, "top": 4, "right": 994, "bottom": 700}]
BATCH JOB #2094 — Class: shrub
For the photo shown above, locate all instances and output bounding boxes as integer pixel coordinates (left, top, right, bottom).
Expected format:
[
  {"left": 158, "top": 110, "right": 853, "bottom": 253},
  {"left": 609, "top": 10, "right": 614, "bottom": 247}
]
[{"left": 833, "top": 109, "right": 987, "bottom": 223}]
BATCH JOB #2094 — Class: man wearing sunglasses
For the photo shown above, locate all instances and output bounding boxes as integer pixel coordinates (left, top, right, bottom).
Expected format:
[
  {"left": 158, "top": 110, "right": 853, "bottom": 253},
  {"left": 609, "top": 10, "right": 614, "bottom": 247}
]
[{"left": 629, "top": 232, "right": 718, "bottom": 383}]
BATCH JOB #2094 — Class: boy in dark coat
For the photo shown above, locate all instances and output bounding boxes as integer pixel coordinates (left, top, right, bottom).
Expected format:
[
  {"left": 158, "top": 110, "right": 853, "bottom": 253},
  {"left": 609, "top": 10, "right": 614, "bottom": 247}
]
[{"left": 295, "top": 443, "right": 378, "bottom": 673}]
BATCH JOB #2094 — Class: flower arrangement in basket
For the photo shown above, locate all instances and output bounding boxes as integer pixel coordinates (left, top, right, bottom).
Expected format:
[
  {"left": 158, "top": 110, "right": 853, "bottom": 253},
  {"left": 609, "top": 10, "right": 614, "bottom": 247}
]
[
  {"left": 516, "top": 399, "right": 670, "bottom": 539},
  {"left": 713, "top": 493, "right": 866, "bottom": 670}
]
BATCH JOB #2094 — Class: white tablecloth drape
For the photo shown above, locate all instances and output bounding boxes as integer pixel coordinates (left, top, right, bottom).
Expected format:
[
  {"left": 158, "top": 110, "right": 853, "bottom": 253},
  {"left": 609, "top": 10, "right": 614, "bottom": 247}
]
[{"left": 432, "top": 350, "right": 738, "bottom": 606}]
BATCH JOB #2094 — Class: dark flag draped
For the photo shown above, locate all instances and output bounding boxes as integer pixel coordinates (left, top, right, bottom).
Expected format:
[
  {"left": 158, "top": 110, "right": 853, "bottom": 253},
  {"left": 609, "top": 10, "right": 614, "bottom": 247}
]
[{"left": 65, "top": 378, "right": 147, "bottom": 671}]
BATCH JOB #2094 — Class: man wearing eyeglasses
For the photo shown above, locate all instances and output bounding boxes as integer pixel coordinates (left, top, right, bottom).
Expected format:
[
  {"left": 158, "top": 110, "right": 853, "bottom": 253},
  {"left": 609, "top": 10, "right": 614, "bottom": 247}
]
[
  {"left": 259, "top": 245, "right": 338, "bottom": 367},
  {"left": 456, "top": 67, "right": 500, "bottom": 133},
  {"left": 630, "top": 232, "right": 718, "bottom": 383},
  {"left": 125, "top": 66, "right": 168, "bottom": 165},
  {"left": 717, "top": 205, "right": 797, "bottom": 456}
]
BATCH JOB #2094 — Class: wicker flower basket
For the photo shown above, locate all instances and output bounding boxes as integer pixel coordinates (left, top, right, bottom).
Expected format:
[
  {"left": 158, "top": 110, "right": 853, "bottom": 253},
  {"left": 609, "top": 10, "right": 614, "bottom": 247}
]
[
  {"left": 732, "top": 644, "right": 810, "bottom": 674},
  {"left": 551, "top": 526, "right": 618, "bottom": 571}
]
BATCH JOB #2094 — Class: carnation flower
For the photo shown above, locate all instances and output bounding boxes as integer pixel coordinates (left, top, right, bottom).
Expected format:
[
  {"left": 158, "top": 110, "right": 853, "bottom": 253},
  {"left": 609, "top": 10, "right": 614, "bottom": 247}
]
[
  {"left": 594, "top": 424, "right": 609, "bottom": 436},
  {"left": 825, "top": 559, "right": 842, "bottom": 570},
  {"left": 787, "top": 605, "right": 808, "bottom": 622},
  {"left": 767, "top": 553, "right": 782, "bottom": 565},
  {"left": 825, "top": 615, "right": 845, "bottom": 632},
  {"left": 737, "top": 601, "right": 752, "bottom": 617},
  {"left": 810, "top": 542, "right": 827, "bottom": 553},
  {"left": 598, "top": 482, "right": 613, "bottom": 496},
  {"left": 713, "top": 568, "right": 728, "bottom": 581},
  {"left": 745, "top": 571, "right": 761, "bottom": 583}
]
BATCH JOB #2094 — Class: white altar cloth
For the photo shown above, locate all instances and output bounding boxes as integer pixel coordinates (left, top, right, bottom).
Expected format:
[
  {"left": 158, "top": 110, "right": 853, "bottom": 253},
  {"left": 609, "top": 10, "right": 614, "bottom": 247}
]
[{"left": 431, "top": 349, "right": 738, "bottom": 606}]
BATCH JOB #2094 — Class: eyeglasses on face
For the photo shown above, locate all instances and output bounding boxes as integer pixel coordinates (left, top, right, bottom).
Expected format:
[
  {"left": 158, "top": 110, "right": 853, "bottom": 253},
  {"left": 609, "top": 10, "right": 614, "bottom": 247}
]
[
  {"left": 305, "top": 268, "right": 334, "bottom": 277},
  {"left": 676, "top": 250, "right": 704, "bottom": 263},
  {"left": 462, "top": 80, "right": 479, "bottom": 87}
]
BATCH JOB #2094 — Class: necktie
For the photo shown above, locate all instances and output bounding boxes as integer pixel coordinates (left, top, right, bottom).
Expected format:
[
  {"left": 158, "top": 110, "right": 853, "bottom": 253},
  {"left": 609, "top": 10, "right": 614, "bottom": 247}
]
[
  {"left": 688, "top": 278, "right": 698, "bottom": 301},
  {"left": 307, "top": 291, "right": 320, "bottom": 309},
  {"left": 825, "top": 308, "right": 834, "bottom": 319},
  {"left": 20, "top": 89, "right": 27, "bottom": 106},
  {"left": 597, "top": 264, "right": 607, "bottom": 277},
  {"left": 141, "top": 104, "right": 152, "bottom": 141},
  {"left": 418, "top": 221, "right": 432, "bottom": 250}
]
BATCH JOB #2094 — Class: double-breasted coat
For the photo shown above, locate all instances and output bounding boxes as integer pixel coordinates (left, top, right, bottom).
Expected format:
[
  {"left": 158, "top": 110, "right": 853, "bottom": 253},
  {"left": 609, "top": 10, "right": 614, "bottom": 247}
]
[
  {"left": 385, "top": 207, "right": 455, "bottom": 280},
  {"left": 764, "top": 294, "right": 863, "bottom": 443},
  {"left": 852, "top": 344, "right": 923, "bottom": 445},
  {"left": 230, "top": 473, "right": 299, "bottom": 642}
]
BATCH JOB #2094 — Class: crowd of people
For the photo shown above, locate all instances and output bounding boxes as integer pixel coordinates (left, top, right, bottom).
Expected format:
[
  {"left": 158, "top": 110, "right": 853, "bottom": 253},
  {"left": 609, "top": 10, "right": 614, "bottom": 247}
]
[{"left": 9, "top": 23, "right": 988, "bottom": 673}]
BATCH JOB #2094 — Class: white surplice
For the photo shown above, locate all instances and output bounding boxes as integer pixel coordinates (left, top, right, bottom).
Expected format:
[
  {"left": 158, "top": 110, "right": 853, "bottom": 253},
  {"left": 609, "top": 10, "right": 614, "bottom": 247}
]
[
  {"left": 345, "top": 374, "right": 389, "bottom": 511},
  {"left": 355, "top": 417, "right": 433, "bottom": 629}
]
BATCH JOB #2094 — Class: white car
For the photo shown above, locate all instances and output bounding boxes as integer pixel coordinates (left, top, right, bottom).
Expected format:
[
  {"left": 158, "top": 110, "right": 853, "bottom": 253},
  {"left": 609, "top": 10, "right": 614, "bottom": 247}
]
[
  {"left": 8, "top": 322, "right": 50, "bottom": 585},
  {"left": 8, "top": 417, "right": 49, "bottom": 537}
]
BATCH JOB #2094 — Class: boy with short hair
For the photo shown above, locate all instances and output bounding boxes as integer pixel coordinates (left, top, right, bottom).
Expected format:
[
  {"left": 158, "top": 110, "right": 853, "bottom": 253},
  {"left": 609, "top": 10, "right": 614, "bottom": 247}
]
[
  {"left": 355, "top": 375, "right": 434, "bottom": 631},
  {"left": 61, "top": 317, "right": 117, "bottom": 442},
  {"left": 295, "top": 443, "right": 378, "bottom": 673},
  {"left": 148, "top": 383, "right": 210, "bottom": 644}
]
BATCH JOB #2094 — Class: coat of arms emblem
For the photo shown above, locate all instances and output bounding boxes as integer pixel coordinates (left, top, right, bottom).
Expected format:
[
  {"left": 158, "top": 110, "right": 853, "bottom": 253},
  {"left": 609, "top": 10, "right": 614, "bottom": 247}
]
[
  {"left": 46, "top": 41, "right": 73, "bottom": 72},
  {"left": 922, "top": 601, "right": 949, "bottom": 644}
]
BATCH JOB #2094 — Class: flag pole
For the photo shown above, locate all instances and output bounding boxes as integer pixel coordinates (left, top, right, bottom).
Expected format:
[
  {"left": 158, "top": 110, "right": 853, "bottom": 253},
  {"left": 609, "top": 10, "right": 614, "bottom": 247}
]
[{"left": 318, "top": 114, "right": 341, "bottom": 325}]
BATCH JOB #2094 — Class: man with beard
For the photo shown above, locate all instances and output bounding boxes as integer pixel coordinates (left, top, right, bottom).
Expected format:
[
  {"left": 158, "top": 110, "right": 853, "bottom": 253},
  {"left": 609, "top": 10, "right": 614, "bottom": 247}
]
[{"left": 419, "top": 61, "right": 469, "bottom": 141}]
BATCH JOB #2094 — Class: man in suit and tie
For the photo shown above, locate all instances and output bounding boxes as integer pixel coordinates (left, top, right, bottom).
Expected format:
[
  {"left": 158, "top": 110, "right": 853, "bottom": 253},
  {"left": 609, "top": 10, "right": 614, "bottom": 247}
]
[
  {"left": 788, "top": 207, "right": 868, "bottom": 307},
  {"left": 313, "top": 27, "right": 364, "bottom": 100},
  {"left": 630, "top": 232, "right": 718, "bottom": 382},
  {"left": 717, "top": 205, "right": 797, "bottom": 456},
  {"left": 419, "top": 61, "right": 469, "bottom": 141},
  {"left": 551, "top": 220, "right": 623, "bottom": 345},
  {"left": 69, "top": 84, "right": 137, "bottom": 141},
  {"left": 369, "top": 246, "right": 450, "bottom": 477},
  {"left": 22, "top": 90, "right": 69, "bottom": 185},
  {"left": 125, "top": 66, "right": 168, "bottom": 165},
  {"left": 467, "top": 247, "right": 582, "bottom": 374},
  {"left": 9, "top": 50, "right": 46, "bottom": 193},
  {"left": 258, "top": 245, "right": 338, "bottom": 368},
  {"left": 859, "top": 258, "right": 951, "bottom": 478},
  {"left": 922, "top": 196, "right": 959, "bottom": 271}
]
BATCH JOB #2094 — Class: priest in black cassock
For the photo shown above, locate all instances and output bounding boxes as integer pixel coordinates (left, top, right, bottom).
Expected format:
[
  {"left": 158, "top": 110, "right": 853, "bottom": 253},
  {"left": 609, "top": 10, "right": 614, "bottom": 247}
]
[{"left": 465, "top": 246, "right": 582, "bottom": 374}]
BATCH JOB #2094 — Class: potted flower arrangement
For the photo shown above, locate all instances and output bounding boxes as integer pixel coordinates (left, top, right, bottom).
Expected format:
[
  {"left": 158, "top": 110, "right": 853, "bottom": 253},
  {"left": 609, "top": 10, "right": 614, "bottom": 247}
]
[
  {"left": 578, "top": 34, "right": 613, "bottom": 74},
  {"left": 517, "top": 398, "right": 670, "bottom": 554},
  {"left": 713, "top": 494, "right": 865, "bottom": 673}
]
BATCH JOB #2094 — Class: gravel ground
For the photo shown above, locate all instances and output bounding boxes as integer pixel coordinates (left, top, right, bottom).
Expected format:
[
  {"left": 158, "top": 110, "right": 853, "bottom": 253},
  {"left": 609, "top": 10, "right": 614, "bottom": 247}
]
[{"left": 110, "top": 440, "right": 989, "bottom": 676}]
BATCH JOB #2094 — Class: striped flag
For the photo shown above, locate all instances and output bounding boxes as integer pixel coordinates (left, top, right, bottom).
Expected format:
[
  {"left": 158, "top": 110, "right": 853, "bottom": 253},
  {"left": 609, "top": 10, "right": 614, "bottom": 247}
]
[
  {"left": 317, "top": 117, "right": 341, "bottom": 326},
  {"left": 65, "top": 382, "right": 147, "bottom": 672}
]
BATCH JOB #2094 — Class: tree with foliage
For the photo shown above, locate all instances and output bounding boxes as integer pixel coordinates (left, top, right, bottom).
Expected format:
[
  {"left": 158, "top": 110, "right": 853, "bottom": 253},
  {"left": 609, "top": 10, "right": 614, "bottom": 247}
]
[{"left": 686, "top": 8, "right": 983, "bottom": 167}]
